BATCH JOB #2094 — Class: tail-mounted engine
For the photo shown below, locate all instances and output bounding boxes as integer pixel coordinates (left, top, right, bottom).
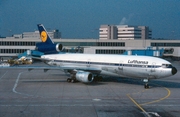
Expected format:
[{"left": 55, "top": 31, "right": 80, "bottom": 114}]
[{"left": 35, "top": 43, "right": 63, "bottom": 54}]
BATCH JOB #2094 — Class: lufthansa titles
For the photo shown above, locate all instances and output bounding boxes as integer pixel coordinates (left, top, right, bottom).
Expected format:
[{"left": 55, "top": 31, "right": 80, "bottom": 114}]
[{"left": 128, "top": 60, "right": 148, "bottom": 64}]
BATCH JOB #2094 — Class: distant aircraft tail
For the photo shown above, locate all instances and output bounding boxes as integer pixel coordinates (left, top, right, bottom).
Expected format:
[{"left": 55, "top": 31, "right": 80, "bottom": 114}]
[
  {"left": 36, "top": 24, "right": 63, "bottom": 54},
  {"left": 37, "top": 24, "right": 54, "bottom": 44}
]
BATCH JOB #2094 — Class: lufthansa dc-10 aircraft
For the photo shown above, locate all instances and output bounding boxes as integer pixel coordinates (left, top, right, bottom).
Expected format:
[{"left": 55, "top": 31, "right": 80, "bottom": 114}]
[{"left": 33, "top": 24, "right": 177, "bottom": 89}]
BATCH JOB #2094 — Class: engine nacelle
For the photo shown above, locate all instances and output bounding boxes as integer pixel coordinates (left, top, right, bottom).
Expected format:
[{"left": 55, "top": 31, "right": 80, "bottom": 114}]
[
  {"left": 75, "top": 71, "right": 94, "bottom": 83},
  {"left": 36, "top": 43, "right": 63, "bottom": 54}
]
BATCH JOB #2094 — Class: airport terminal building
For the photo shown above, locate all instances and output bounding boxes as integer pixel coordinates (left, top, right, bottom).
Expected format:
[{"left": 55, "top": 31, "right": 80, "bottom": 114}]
[
  {"left": 0, "top": 25, "right": 180, "bottom": 59},
  {"left": 0, "top": 38, "right": 180, "bottom": 59}
]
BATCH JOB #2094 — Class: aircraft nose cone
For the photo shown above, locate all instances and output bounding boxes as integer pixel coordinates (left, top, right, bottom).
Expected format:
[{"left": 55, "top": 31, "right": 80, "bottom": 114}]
[{"left": 172, "top": 67, "right": 177, "bottom": 75}]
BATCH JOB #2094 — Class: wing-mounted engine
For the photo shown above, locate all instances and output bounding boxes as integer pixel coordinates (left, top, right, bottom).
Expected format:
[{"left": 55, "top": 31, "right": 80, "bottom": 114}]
[
  {"left": 75, "top": 71, "right": 94, "bottom": 83},
  {"left": 35, "top": 42, "right": 63, "bottom": 54}
]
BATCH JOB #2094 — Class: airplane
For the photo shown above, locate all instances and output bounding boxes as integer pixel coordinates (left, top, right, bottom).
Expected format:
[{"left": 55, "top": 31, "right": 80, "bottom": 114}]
[{"left": 32, "top": 24, "right": 178, "bottom": 89}]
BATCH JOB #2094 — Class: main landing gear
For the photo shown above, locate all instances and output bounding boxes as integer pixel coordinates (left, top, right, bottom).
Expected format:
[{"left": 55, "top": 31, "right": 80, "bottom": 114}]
[
  {"left": 143, "top": 79, "right": 149, "bottom": 89},
  {"left": 67, "top": 78, "right": 76, "bottom": 83},
  {"left": 93, "top": 76, "right": 103, "bottom": 82}
]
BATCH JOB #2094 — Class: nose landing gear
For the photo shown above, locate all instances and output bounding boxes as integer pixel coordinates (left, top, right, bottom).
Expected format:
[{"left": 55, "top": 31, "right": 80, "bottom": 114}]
[
  {"left": 143, "top": 79, "right": 149, "bottom": 89},
  {"left": 144, "top": 83, "right": 149, "bottom": 89}
]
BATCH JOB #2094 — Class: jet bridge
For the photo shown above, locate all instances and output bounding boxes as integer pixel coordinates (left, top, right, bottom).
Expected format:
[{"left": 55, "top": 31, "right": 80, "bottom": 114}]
[{"left": 123, "top": 47, "right": 164, "bottom": 57}]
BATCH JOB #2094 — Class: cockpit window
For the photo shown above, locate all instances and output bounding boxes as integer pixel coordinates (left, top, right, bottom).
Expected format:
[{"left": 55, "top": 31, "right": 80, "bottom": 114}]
[{"left": 162, "top": 64, "right": 172, "bottom": 68}]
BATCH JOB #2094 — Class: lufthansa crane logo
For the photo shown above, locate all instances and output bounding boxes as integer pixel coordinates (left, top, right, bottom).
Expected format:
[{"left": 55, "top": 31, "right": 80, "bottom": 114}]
[{"left": 40, "top": 31, "right": 47, "bottom": 42}]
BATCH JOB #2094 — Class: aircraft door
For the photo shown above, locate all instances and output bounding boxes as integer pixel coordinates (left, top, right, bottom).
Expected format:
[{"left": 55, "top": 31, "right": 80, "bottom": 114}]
[
  {"left": 117, "top": 61, "right": 124, "bottom": 75},
  {"left": 151, "top": 62, "right": 156, "bottom": 72},
  {"left": 118, "top": 63, "right": 123, "bottom": 70},
  {"left": 86, "top": 59, "right": 91, "bottom": 67}
]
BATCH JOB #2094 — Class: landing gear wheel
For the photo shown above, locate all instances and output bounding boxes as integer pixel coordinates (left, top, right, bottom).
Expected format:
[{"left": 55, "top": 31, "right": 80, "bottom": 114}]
[
  {"left": 71, "top": 79, "right": 75, "bottom": 83},
  {"left": 67, "top": 78, "right": 71, "bottom": 83},
  {"left": 143, "top": 79, "right": 150, "bottom": 89},
  {"left": 94, "top": 76, "right": 103, "bottom": 82},
  {"left": 144, "top": 83, "right": 149, "bottom": 89},
  {"left": 99, "top": 76, "right": 103, "bottom": 81}
]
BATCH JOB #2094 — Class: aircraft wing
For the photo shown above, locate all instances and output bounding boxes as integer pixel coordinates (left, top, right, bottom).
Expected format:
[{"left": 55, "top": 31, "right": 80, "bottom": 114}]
[
  {"left": 31, "top": 56, "right": 51, "bottom": 61},
  {"left": 0, "top": 56, "right": 101, "bottom": 75},
  {"left": 1, "top": 65, "right": 102, "bottom": 74},
  {"left": 29, "top": 56, "right": 102, "bottom": 74}
]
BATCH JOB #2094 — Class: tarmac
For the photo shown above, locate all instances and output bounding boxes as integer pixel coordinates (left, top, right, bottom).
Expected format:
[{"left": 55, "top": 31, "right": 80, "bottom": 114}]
[{"left": 0, "top": 61, "right": 180, "bottom": 117}]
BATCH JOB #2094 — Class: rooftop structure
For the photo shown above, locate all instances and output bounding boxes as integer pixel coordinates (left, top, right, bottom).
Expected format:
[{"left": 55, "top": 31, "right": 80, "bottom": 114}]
[
  {"left": 99, "top": 25, "right": 117, "bottom": 40},
  {"left": 11, "top": 30, "right": 61, "bottom": 39},
  {"left": 99, "top": 25, "right": 152, "bottom": 40}
]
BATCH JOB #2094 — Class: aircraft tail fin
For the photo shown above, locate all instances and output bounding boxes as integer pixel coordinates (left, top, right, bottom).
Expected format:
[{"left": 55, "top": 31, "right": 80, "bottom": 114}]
[
  {"left": 37, "top": 24, "right": 54, "bottom": 44},
  {"left": 36, "top": 24, "right": 63, "bottom": 54}
]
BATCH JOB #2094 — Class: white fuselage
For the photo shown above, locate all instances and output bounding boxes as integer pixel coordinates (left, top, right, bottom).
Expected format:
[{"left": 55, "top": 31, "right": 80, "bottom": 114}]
[{"left": 41, "top": 53, "right": 174, "bottom": 79}]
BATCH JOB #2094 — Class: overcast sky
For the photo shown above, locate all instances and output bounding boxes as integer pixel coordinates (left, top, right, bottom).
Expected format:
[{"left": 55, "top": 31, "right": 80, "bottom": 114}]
[{"left": 0, "top": 0, "right": 180, "bottom": 39}]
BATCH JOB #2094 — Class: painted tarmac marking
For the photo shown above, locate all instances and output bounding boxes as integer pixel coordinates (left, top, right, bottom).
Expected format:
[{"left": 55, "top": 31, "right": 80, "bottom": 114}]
[
  {"left": 127, "top": 85, "right": 171, "bottom": 106},
  {"left": 127, "top": 85, "right": 171, "bottom": 117},
  {"left": 12, "top": 71, "right": 33, "bottom": 96},
  {"left": 1, "top": 104, "right": 180, "bottom": 107},
  {"left": 13, "top": 72, "right": 23, "bottom": 94},
  {"left": 92, "top": 98, "right": 101, "bottom": 101},
  {"left": 140, "top": 86, "right": 171, "bottom": 106},
  {"left": 127, "top": 94, "right": 151, "bottom": 117},
  {"left": 0, "top": 71, "right": 7, "bottom": 79}
]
